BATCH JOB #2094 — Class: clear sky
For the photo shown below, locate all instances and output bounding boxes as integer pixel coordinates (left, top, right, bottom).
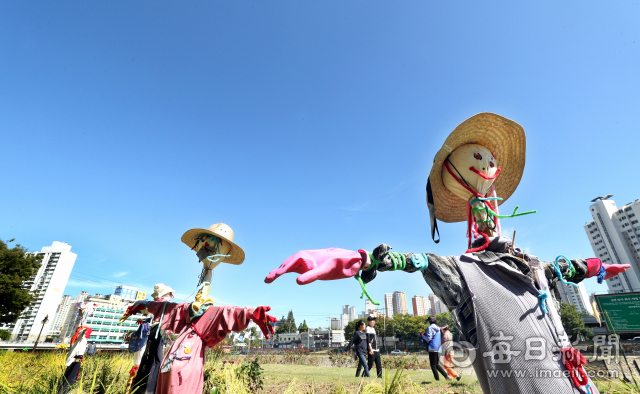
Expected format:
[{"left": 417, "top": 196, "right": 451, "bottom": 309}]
[{"left": 1, "top": 2, "right": 639, "bottom": 327}]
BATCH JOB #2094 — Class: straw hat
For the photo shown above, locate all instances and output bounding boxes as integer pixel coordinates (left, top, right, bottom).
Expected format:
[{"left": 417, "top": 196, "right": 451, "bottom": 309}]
[
  {"left": 181, "top": 223, "right": 245, "bottom": 265},
  {"left": 427, "top": 113, "right": 526, "bottom": 224},
  {"left": 151, "top": 283, "right": 175, "bottom": 299}
]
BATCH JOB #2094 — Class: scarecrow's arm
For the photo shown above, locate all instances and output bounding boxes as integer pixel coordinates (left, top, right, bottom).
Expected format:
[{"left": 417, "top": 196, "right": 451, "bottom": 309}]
[
  {"left": 542, "top": 257, "right": 630, "bottom": 286},
  {"left": 205, "top": 305, "right": 277, "bottom": 347}
]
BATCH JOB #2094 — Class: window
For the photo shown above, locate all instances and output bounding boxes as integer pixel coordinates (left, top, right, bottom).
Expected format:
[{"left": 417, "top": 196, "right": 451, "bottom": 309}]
[{"left": 632, "top": 220, "right": 639, "bottom": 224}]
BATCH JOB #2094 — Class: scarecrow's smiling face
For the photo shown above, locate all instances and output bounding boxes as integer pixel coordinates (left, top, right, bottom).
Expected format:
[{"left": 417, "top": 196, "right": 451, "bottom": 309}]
[{"left": 443, "top": 144, "right": 499, "bottom": 198}]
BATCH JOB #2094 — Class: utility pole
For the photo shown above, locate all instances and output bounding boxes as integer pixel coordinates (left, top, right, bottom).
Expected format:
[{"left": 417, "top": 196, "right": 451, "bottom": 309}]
[{"left": 32, "top": 314, "right": 49, "bottom": 352}]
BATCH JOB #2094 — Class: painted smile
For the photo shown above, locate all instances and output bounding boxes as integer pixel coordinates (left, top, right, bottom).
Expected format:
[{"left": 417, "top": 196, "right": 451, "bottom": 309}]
[{"left": 469, "top": 166, "right": 501, "bottom": 180}]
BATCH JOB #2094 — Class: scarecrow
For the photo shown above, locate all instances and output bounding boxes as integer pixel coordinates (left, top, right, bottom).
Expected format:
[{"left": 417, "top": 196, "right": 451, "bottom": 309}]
[
  {"left": 264, "top": 113, "right": 630, "bottom": 394},
  {"left": 128, "top": 283, "right": 176, "bottom": 394},
  {"left": 59, "top": 302, "right": 96, "bottom": 394},
  {"left": 122, "top": 223, "right": 277, "bottom": 394}
]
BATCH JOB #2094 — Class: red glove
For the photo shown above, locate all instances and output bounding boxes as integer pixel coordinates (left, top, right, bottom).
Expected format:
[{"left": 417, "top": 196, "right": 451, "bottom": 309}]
[
  {"left": 251, "top": 306, "right": 278, "bottom": 339},
  {"left": 585, "top": 258, "right": 631, "bottom": 280},
  {"left": 264, "top": 248, "right": 365, "bottom": 285}
]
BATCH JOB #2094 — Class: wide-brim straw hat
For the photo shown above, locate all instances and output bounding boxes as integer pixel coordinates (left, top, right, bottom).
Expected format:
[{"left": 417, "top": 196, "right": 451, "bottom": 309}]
[
  {"left": 151, "top": 283, "right": 175, "bottom": 299},
  {"left": 181, "top": 223, "right": 245, "bottom": 265},
  {"left": 428, "top": 112, "right": 526, "bottom": 224}
]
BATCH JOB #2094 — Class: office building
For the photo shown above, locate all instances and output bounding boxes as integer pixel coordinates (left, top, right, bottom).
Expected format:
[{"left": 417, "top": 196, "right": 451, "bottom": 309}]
[
  {"left": 392, "top": 291, "right": 408, "bottom": 315},
  {"left": 331, "top": 318, "right": 341, "bottom": 329},
  {"left": 74, "top": 294, "right": 141, "bottom": 343},
  {"left": 412, "top": 295, "right": 429, "bottom": 316},
  {"left": 135, "top": 291, "right": 147, "bottom": 300},
  {"left": 0, "top": 242, "right": 77, "bottom": 341},
  {"left": 114, "top": 285, "right": 139, "bottom": 301},
  {"left": 557, "top": 282, "right": 594, "bottom": 315},
  {"left": 384, "top": 293, "right": 394, "bottom": 318},
  {"left": 585, "top": 197, "right": 640, "bottom": 293}
]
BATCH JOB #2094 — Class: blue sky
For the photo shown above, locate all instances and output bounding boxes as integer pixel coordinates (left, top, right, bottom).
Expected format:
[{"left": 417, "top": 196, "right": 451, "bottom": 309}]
[{"left": 1, "top": 2, "right": 639, "bottom": 327}]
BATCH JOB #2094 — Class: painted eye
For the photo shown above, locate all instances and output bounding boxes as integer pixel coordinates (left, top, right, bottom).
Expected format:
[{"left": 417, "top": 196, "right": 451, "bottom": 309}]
[
  {"left": 489, "top": 161, "right": 495, "bottom": 168},
  {"left": 474, "top": 153, "right": 482, "bottom": 160}
]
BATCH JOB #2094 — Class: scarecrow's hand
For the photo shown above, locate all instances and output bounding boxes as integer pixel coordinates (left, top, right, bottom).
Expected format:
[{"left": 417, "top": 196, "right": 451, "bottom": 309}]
[
  {"left": 264, "top": 248, "right": 365, "bottom": 285},
  {"left": 251, "top": 306, "right": 278, "bottom": 339},
  {"left": 603, "top": 263, "right": 631, "bottom": 280},
  {"left": 585, "top": 258, "right": 632, "bottom": 280}
]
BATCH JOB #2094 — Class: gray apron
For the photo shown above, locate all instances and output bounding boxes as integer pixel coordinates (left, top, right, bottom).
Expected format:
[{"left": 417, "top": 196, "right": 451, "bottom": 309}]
[{"left": 455, "top": 252, "right": 598, "bottom": 394}]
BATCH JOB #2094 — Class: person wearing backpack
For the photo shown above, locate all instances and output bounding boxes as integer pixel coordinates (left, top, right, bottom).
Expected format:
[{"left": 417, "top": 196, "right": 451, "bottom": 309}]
[{"left": 420, "top": 316, "right": 449, "bottom": 381}]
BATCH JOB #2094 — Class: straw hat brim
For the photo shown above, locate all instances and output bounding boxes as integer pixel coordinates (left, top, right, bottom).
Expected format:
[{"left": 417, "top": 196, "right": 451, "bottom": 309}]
[
  {"left": 181, "top": 228, "right": 245, "bottom": 265},
  {"left": 428, "top": 112, "right": 526, "bottom": 223}
]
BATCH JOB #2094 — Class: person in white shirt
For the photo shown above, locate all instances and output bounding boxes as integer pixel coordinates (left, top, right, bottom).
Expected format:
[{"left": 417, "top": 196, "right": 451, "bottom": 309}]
[{"left": 365, "top": 316, "right": 382, "bottom": 378}]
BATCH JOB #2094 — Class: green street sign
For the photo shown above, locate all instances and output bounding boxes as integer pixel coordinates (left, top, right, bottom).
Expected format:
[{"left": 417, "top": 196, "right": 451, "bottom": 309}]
[{"left": 595, "top": 292, "right": 640, "bottom": 333}]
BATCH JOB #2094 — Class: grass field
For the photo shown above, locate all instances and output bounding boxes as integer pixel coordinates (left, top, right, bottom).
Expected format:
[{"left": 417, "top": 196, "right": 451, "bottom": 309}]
[{"left": 1, "top": 350, "right": 639, "bottom": 393}]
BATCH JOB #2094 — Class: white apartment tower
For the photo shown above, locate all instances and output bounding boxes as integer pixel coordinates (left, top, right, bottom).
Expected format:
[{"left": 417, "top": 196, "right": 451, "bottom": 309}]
[
  {"left": 49, "top": 295, "right": 76, "bottom": 336},
  {"left": 557, "top": 282, "right": 594, "bottom": 315},
  {"left": 384, "top": 293, "right": 394, "bottom": 318},
  {"left": 429, "top": 294, "right": 448, "bottom": 315},
  {"left": 412, "top": 295, "right": 429, "bottom": 316},
  {"left": 1, "top": 242, "right": 76, "bottom": 341},
  {"left": 392, "top": 291, "right": 408, "bottom": 315},
  {"left": 365, "top": 299, "right": 376, "bottom": 315},
  {"left": 584, "top": 197, "right": 640, "bottom": 293}
]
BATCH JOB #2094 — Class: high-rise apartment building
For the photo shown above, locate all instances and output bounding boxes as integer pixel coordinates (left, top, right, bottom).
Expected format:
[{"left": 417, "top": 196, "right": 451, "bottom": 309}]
[
  {"left": 49, "top": 295, "right": 76, "bottom": 336},
  {"left": 557, "top": 282, "right": 594, "bottom": 315},
  {"left": 392, "top": 291, "right": 408, "bottom": 315},
  {"left": 365, "top": 299, "right": 376, "bottom": 315},
  {"left": 0, "top": 242, "right": 77, "bottom": 341},
  {"left": 384, "top": 294, "right": 394, "bottom": 318},
  {"left": 584, "top": 197, "right": 640, "bottom": 293},
  {"left": 114, "top": 285, "right": 139, "bottom": 300},
  {"left": 75, "top": 291, "right": 90, "bottom": 302},
  {"left": 349, "top": 306, "right": 356, "bottom": 322},
  {"left": 340, "top": 313, "right": 349, "bottom": 329},
  {"left": 429, "top": 294, "right": 448, "bottom": 315},
  {"left": 412, "top": 295, "right": 429, "bottom": 316}
]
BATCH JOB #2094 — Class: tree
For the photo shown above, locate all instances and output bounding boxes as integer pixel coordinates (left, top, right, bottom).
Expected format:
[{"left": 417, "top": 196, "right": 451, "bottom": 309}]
[
  {"left": 0, "top": 239, "right": 41, "bottom": 324},
  {"left": 344, "top": 319, "right": 359, "bottom": 341},
  {"left": 298, "top": 320, "right": 308, "bottom": 332},
  {"left": 561, "top": 302, "right": 594, "bottom": 341},
  {"left": 0, "top": 329, "right": 10, "bottom": 341},
  {"left": 275, "top": 310, "right": 297, "bottom": 334}
]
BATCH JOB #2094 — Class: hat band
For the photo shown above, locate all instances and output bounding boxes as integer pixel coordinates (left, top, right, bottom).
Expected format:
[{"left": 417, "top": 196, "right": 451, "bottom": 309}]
[{"left": 426, "top": 178, "right": 440, "bottom": 244}]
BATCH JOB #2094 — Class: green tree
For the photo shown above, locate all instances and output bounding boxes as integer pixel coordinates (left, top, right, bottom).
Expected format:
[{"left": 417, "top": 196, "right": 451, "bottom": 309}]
[
  {"left": 275, "top": 310, "right": 297, "bottom": 334},
  {"left": 561, "top": 302, "right": 594, "bottom": 341},
  {"left": 0, "top": 329, "right": 10, "bottom": 341},
  {"left": 298, "top": 320, "right": 308, "bottom": 332},
  {"left": 344, "top": 319, "right": 359, "bottom": 341},
  {"left": 0, "top": 239, "right": 41, "bottom": 324}
]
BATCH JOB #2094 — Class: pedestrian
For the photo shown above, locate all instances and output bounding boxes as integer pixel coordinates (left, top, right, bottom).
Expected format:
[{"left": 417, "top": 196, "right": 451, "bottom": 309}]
[
  {"left": 441, "top": 325, "right": 461, "bottom": 381},
  {"left": 420, "top": 316, "right": 449, "bottom": 381},
  {"left": 365, "top": 316, "right": 382, "bottom": 378},
  {"left": 346, "top": 320, "right": 370, "bottom": 377},
  {"left": 86, "top": 341, "right": 97, "bottom": 357}
]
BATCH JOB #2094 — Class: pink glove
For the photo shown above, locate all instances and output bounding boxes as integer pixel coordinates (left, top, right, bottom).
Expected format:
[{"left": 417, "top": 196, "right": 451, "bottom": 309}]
[
  {"left": 264, "top": 248, "right": 366, "bottom": 285},
  {"left": 585, "top": 258, "right": 631, "bottom": 280},
  {"left": 251, "top": 306, "right": 278, "bottom": 339}
]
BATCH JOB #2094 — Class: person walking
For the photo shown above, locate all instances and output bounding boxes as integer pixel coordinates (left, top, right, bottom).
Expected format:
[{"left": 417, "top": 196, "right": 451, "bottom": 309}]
[
  {"left": 441, "top": 325, "right": 461, "bottom": 381},
  {"left": 420, "top": 316, "right": 449, "bottom": 381},
  {"left": 365, "top": 316, "right": 382, "bottom": 378},
  {"left": 346, "top": 320, "right": 370, "bottom": 377},
  {"left": 86, "top": 341, "right": 97, "bottom": 357}
]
